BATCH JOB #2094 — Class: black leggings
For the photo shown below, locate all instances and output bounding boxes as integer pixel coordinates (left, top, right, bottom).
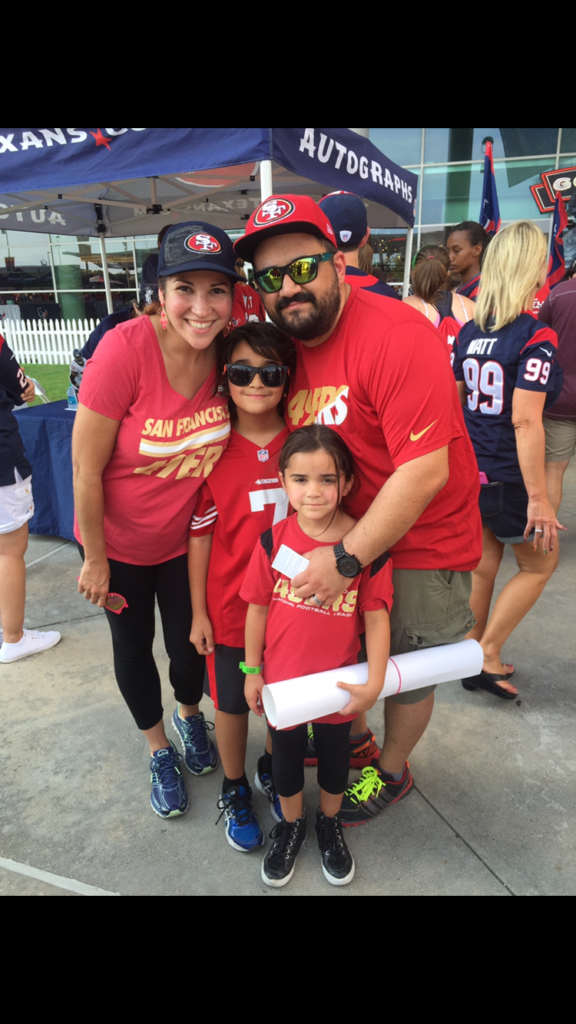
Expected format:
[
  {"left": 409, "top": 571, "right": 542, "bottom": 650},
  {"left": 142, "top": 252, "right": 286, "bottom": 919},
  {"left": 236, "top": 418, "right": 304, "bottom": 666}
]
[
  {"left": 80, "top": 550, "right": 205, "bottom": 731},
  {"left": 270, "top": 721, "right": 352, "bottom": 798}
]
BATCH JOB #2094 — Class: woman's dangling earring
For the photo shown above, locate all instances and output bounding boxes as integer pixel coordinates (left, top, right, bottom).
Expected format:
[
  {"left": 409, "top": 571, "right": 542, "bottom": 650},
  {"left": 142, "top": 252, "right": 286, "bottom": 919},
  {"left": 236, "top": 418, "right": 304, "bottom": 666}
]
[
  {"left": 223, "top": 318, "right": 234, "bottom": 338},
  {"left": 160, "top": 306, "right": 168, "bottom": 331}
]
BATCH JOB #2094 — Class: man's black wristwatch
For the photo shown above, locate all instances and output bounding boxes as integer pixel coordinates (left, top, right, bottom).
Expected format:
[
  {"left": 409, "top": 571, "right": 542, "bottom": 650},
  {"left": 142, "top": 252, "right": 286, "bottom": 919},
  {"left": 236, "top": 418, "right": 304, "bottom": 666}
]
[{"left": 334, "top": 543, "right": 363, "bottom": 579}]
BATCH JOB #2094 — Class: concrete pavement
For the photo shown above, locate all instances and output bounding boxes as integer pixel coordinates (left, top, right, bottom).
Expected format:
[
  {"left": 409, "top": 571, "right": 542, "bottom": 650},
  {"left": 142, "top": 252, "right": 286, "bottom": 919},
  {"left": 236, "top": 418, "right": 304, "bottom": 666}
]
[{"left": 1, "top": 463, "right": 575, "bottom": 897}]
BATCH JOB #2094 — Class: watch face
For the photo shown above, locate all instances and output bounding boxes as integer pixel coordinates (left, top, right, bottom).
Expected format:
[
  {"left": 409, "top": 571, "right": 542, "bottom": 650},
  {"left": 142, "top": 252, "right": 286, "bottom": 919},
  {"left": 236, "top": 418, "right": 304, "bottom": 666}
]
[{"left": 339, "top": 557, "right": 360, "bottom": 578}]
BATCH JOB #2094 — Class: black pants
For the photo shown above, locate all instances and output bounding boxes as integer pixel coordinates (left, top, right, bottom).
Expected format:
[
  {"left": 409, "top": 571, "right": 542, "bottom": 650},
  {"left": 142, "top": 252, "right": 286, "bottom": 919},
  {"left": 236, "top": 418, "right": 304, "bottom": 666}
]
[
  {"left": 80, "top": 549, "right": 205, "bottom": 731},
  {"left": 269, "top": 721, "right": 352, "bottom": 798}
]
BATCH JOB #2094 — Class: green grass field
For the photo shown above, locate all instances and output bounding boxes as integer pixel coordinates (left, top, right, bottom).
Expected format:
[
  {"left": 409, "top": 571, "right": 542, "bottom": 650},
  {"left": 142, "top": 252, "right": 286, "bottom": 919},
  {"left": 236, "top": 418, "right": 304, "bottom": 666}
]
[{"left": 22, "top": 363, "right": 71, "bottom": 406}]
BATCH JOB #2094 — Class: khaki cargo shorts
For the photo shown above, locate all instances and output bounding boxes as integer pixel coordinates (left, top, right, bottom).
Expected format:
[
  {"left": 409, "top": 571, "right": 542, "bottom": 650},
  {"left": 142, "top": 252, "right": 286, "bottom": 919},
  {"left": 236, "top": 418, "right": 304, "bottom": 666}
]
[
  {"left": 388, "top": 568, "right": 475, "bottom": 705},
  {"left": 544, "top": 417, "right": 576, "bottom": 463}
]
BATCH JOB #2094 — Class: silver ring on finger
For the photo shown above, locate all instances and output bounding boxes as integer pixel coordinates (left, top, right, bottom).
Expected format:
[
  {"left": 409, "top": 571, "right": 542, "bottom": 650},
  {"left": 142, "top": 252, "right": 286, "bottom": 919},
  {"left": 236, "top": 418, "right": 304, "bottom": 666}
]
[
  {"left": 535, "top": 529, "right": 544, "bottom": 534},
  {"left": 312, "top": 595, "right": 323, "bottom": 607}
]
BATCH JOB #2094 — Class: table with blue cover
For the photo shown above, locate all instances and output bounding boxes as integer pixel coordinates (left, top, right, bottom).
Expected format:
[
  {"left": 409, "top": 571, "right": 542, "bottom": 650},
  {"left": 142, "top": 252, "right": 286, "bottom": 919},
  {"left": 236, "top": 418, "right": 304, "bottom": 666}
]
[{"left": 15, "top": 400, "right": 75, "bottom": 541}]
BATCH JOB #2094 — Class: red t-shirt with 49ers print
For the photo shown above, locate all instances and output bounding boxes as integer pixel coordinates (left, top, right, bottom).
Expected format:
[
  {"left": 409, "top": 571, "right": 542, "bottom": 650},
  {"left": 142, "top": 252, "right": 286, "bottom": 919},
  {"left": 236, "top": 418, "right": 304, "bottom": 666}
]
[
  {"left": 76, "top": 316, "right": 231, "bottom": 566},
  {"left": 240, "top": 514, "right": 393, "bottom": 725},
  {"left": 287, "top": 288, "right": 482, "bottom": 572}
]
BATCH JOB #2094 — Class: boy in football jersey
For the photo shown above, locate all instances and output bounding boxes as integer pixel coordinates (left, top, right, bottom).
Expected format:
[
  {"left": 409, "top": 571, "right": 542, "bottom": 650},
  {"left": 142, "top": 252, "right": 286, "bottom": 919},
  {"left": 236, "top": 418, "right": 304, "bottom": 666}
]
[{"left": 189, "top": 322, "right": 295, "bottom": 853}]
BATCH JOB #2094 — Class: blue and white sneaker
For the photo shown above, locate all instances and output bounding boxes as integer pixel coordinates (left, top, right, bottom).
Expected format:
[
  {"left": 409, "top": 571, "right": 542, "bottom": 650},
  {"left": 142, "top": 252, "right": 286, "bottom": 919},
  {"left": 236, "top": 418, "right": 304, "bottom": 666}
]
[
  {"left": 217, "top": 786, "right": 265, "bottom": 853},
  {"left": 172, "top": 707, "right": 219, "bottom": 776},
  {"left": 255, "top": 756, "right": 282, "bottom": 824},
  {"left": 150, "top": 741, "right": 189, "bottom": 819}
]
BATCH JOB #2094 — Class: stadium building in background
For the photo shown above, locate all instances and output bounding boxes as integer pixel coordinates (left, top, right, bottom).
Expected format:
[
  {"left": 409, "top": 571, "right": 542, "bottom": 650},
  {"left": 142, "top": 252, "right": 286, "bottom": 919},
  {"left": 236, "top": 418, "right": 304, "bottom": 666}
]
[{"left": 1, "top": 127, "right": 575, "bottom": 321}]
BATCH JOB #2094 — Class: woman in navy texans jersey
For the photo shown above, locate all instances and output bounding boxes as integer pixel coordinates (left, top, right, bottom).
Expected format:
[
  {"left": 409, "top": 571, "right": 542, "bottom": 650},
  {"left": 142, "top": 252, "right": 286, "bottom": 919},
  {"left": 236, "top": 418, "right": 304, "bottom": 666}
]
[{"left": 453, "top": 221, "right": 564, "bottom": 701}]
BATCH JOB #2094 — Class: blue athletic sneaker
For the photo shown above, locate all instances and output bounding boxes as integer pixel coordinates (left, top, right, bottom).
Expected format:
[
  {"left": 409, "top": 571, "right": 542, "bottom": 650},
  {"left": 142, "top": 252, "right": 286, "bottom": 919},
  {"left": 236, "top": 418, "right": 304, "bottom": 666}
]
[
  {"left": 172, "top": 707, "right": 219, "bottom": 776},
  {"left": 217, "top": 786, "right": 265, "bottom": 853},
  {"left": 255, "top": 757, "right": 282, "bottom": 823},
  {"left": 150, "top": 741, "right": 189, "bottom": 819}
]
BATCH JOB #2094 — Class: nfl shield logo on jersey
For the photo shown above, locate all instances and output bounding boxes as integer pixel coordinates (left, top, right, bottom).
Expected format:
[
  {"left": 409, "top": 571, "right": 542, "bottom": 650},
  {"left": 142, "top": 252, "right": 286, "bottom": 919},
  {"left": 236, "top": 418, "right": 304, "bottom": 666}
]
[{"left": 257, "top": 449, "right": 270, "bottom": 463}]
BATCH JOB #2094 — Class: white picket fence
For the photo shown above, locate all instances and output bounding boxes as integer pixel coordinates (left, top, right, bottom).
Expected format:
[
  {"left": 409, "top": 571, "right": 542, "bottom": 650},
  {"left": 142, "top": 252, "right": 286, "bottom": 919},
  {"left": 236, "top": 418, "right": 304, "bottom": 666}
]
[{"left": 1, "top": 318, "right": 100, "bottom": 365}]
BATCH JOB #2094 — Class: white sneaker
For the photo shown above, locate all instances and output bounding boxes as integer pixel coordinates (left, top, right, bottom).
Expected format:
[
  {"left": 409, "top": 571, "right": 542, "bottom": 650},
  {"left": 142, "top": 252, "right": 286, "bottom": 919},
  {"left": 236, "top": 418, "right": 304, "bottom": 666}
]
[{"left": 0, "top": 629, "right": 62, "bottom": 664}]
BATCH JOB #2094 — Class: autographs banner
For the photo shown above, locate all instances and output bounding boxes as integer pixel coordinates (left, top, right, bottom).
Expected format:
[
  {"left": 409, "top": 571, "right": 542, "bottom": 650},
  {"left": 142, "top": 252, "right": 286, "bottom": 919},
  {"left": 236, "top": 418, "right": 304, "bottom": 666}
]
[{"left": 0, "top": 128, "right": 417, "bottom": 235}]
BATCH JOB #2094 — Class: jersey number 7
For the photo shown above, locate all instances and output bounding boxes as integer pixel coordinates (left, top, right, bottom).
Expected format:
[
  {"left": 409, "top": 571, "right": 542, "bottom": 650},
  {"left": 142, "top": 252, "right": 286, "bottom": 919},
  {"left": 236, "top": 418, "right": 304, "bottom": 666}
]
[{"left": 249, "top": 488, "right": 289, "bottom": 525}]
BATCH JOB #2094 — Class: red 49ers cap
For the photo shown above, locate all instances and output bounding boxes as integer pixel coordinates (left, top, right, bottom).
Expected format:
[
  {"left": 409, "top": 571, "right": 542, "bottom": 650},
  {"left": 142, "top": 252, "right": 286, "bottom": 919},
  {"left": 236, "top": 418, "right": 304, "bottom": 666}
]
[
  {"left": 234, "top": 195, "right": 337, "bottom": 262},
  {"left": 159, "top": 221, "right": 243, "bottom": 283}
]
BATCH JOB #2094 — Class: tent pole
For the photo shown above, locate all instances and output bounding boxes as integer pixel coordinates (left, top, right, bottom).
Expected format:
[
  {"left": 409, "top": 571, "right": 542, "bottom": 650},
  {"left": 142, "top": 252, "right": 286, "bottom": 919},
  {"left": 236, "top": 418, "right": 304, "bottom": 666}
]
[
  {"left": 403, "top": 228, "right": 414, "bottom": 299},
  {"left": 99, "top": 235, "right": 114, "bottom": 315},
  {"left": 260, "top": 160, "right": 274, "bottom": 203}
]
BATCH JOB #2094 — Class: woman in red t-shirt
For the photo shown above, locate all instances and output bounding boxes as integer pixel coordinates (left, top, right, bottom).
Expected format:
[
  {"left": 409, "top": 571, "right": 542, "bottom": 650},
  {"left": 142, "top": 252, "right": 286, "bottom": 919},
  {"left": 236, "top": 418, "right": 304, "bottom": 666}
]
[{"left": 73, "top": 221, "right": 243, "bottom": 821}]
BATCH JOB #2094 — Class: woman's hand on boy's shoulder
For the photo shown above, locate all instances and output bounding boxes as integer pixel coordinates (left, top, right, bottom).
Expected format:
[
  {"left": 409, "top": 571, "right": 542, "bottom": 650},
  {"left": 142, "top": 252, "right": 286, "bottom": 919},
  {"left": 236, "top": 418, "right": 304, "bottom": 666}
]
[{"left": 190, "top": 615, "right": 215, "bottom": 656}]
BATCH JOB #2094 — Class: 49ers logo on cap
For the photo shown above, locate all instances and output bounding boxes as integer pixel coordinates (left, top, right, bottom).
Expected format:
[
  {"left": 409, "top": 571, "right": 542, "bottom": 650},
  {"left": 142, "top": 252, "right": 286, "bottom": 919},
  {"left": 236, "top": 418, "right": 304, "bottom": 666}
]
[
  {"left": 254, "top": 199, "right": 295, "bottom": 227},
  {"left": 185, "top": 232, "right": 222, "bottom": 254}
]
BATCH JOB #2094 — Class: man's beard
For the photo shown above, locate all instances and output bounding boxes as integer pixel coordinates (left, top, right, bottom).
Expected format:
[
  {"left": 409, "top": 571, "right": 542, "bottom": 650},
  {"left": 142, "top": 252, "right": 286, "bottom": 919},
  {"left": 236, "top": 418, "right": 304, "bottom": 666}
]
[{"left": 267, "top": 275, "right": 342, "bottom": 342}]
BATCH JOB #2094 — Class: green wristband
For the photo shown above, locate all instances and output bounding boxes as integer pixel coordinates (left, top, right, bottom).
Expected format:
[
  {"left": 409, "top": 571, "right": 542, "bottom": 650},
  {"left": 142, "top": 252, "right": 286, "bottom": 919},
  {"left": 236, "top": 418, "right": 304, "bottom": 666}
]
[{"left": 240, "top": 663, "right": 263, "bottom": 675}]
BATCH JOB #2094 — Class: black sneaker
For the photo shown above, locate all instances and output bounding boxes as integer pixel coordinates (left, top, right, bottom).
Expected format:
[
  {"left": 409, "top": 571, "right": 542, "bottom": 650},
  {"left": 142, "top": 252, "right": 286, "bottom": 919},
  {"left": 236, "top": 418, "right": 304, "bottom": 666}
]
[
  {"left": 261, "top": 816, "right": 307, "bottom": 889},
  {"left": 316, "top": 811, "right": 355, "bottom": 887}
]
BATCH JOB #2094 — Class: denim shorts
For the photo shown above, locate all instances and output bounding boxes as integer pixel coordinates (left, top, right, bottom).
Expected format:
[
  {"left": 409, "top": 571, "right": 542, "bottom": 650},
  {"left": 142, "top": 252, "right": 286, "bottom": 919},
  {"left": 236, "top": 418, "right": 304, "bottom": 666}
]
[{"left": 479, "top": 480, "right": 531, "bottom": 544}]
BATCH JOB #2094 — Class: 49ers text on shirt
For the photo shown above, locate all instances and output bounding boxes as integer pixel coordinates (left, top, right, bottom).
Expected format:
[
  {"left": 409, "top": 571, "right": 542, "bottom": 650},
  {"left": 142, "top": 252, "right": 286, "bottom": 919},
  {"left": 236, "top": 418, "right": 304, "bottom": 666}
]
[{"left": 135, "top": 406, "right": 230, "bottom": 480}]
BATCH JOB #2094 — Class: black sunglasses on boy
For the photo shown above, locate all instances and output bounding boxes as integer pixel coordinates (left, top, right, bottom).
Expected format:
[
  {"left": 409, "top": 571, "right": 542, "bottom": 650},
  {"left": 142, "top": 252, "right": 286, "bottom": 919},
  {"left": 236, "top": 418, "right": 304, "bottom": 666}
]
[{"left": 225, "top": 364, "right": 291, "bottom": 388}]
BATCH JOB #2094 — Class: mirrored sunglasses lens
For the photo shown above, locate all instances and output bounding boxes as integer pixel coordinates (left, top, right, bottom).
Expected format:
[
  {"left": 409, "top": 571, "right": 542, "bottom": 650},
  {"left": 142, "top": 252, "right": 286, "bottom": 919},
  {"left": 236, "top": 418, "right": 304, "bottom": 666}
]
[
  {"left": 260, "top": 368, "right": 286, "bottom": 387},
  {"left": 227, "top": 366, "right": 254, "bottom": 386},
  {"left": 106, "top": 595, "right": 126, "bottom": 612},
  {"left": 290, "top": 258, "right": 317, "bottom": 285},
  {"left": 259, "top": 269, "right": 282, "bottom": 293}
]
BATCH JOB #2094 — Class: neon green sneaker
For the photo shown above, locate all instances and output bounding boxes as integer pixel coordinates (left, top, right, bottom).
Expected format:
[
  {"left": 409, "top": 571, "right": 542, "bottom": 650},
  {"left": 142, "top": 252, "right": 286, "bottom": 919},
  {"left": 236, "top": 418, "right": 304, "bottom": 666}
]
[{"left": 340, "top": 763, "right": 414, "bottom": 829}]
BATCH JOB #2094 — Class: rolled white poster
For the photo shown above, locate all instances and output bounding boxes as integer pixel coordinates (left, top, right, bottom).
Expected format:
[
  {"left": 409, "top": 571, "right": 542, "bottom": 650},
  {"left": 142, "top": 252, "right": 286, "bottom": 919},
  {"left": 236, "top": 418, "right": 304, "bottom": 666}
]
[{"left": 262, "top": 640, "right": 483, "bottom": 731}]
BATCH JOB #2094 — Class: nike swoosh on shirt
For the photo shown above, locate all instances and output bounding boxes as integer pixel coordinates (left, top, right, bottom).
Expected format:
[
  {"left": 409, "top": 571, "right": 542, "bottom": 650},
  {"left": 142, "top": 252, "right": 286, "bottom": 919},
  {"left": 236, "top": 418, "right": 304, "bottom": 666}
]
[
  {"left": 410, "top": 421, "right": 438, "bottom": 442},
  {"left": 540, "top": 347, "right": 553, "bottom": 358}
]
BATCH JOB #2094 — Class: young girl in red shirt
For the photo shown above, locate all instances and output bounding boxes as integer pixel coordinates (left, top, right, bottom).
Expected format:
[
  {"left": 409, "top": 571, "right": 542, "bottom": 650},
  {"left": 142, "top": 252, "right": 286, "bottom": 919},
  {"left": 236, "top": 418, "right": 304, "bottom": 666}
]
[
  {"left": 241, "top": 426, "right": 393, "bottom": 889},
  {"left": 189, "top": 321, "right": 295, "bottom": 853}
]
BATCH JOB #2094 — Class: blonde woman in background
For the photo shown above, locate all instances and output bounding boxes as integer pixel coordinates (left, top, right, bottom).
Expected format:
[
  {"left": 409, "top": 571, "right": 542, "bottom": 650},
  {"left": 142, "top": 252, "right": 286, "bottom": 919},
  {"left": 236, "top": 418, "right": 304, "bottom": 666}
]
[{"left": 453, "top": 222, "right": 565, "bottom": 700}]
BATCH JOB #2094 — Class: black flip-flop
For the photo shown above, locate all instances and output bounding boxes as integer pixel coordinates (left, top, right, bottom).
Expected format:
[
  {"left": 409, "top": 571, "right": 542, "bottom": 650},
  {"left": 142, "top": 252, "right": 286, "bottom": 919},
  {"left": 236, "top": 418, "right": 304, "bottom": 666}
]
[{"left": 462, "top": 672, "right": 518, "bottom": 701}]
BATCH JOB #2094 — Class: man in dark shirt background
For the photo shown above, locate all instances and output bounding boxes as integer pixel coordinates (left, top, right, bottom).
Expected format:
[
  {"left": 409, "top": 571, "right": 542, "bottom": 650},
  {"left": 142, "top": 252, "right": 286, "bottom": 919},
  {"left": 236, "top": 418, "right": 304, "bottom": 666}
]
[
  {"left": 540, "top": 260, "right": 576, "bottom": 512},
  {"left": 319, "top": 192, "right": 400, "bottom": 301}
]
